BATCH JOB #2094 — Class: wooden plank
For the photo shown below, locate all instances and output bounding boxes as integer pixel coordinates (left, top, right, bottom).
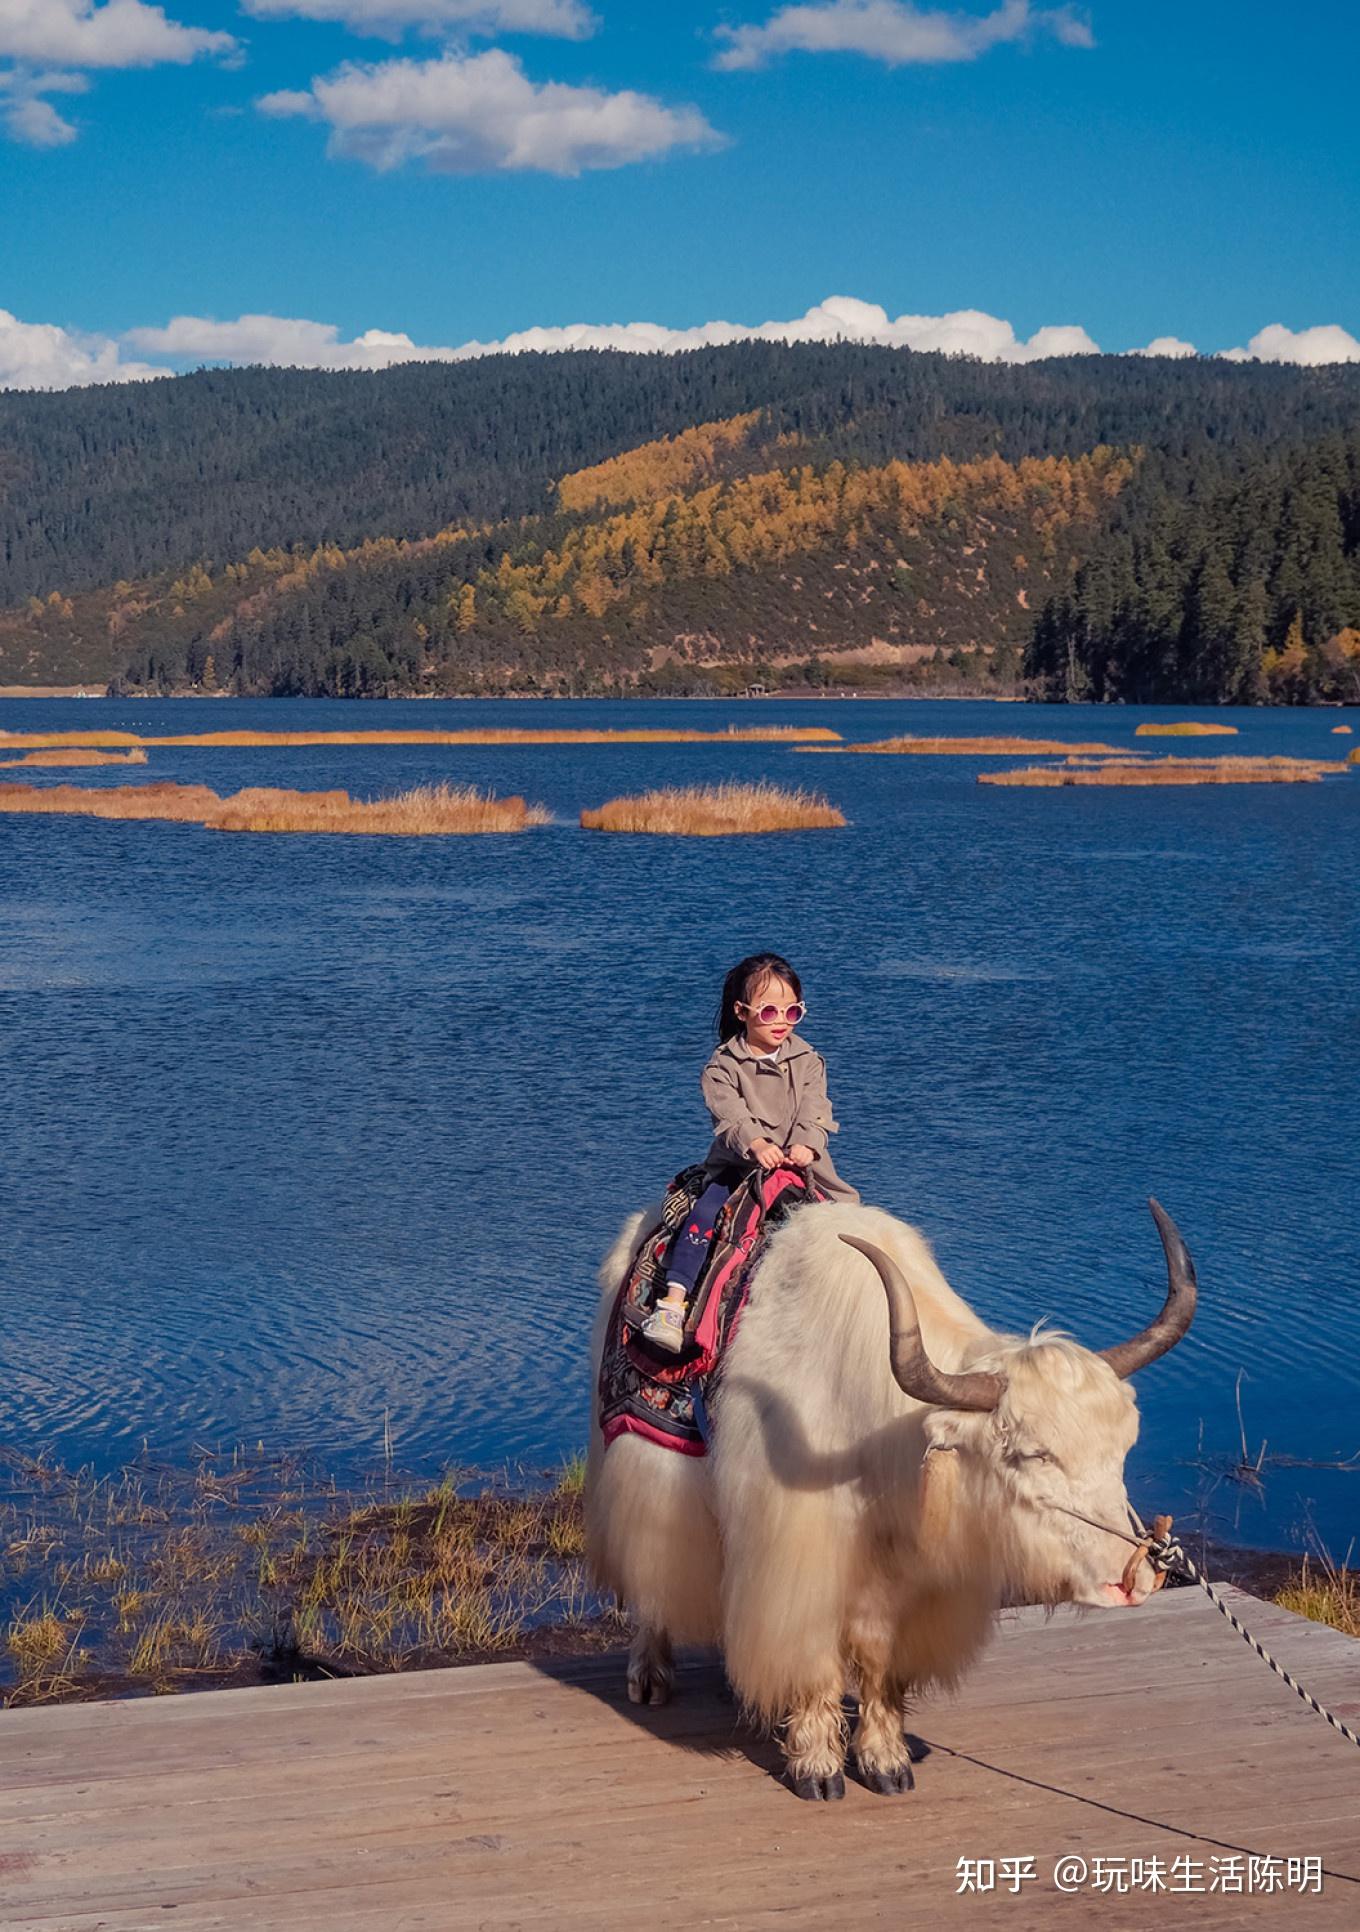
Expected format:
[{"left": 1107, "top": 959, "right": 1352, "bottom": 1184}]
[
  {"left": 8, "top": 1612, "right": 1349, "bottom": 1787},
  {"left": 2, "top": 1586, "right": 1356, "bottom": 1931},
  {"left": 5, "top": 1667, "right": 1354, "bottom": 1834},
  {"left": 2, "top": 1584, "right": 1342, "bottom": 1760}
]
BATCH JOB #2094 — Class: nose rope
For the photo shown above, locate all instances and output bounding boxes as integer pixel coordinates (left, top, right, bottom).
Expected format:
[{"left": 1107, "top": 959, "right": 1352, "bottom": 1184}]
[{"left": 1044, "top": 1499, "right": 1360, "bottom": 1754}]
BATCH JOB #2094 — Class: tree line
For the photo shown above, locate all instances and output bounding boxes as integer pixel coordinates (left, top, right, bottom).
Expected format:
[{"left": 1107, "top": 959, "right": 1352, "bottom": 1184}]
[
  {"left": 1025, "top": 432, "right": 1360, "bottom": 704},
  {"left": 6, "top": 340, "right": 1360, "bottom": 607},
  {"left": 4, "top": 343, "right": 1360, "bottom": 702}
]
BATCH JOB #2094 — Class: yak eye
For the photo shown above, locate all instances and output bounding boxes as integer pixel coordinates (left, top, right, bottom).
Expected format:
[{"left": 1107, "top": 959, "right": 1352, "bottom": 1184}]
[{"left": 1016, "top": 1449, "right": 1054, "bottom": 1465}]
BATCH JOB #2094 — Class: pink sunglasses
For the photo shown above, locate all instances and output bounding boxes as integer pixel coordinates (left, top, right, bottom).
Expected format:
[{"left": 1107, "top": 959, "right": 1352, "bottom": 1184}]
[{"left": 738, "top": 1000, "right": 807, "bottom": 1026}]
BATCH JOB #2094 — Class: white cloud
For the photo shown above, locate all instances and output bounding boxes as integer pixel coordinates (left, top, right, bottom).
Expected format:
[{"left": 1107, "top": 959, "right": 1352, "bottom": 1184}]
[
  {"left": 0, "top": 64, "right": 87, "bottom": 145},
  {"left": 240, "top": 0, "right": 596, "bottom": 39},
  {"left": 122, "top": 311, "right": 469, "bottom": 367},
  {"left": 128, "top": 294, "right": 1101, "bottom": 363},
  {"left": 1219, "top": 322, "right": 1360, "bottom": 366},
  {"left": 5, "top": 91, "right": 74, "bottom": 139},
  {"left": 0, "top": 307, "right": 167, "bottom": 389},
  {"left": 257, "top": 48, "right": 723, "bottom": 175},
  {"left": 1131, "top": 335, "right": 1197, "bottom": 358},
  {"left": 0, "top": 1, "right": 237, "bottom": 147},
  {"left": 6, "top": 294, "right": 1360, "bottom": 392},
  {"left": 713, "top": 0, "right": 1093, "bottom": 71},
  {"left": 476, "top": 294, "right": 1100, "bottom": 362},
  {"left": 0, "top": 0, "right": 236, "bottom": 69}
]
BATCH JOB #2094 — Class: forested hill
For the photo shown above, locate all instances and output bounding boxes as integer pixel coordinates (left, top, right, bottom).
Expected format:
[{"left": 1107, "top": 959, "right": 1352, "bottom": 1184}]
[
  {"left": 3, "top": 342, "right": 1360, "bottom": 702},
  {"left": 7, "top": 344, "right": 1360, "bottom": 607},
  {"left": 1025, "top": 435, "right": 1360, "bottom": 704}
]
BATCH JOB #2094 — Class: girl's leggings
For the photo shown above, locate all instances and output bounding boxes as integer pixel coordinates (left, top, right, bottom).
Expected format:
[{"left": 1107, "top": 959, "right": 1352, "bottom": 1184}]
[{"left": 665, "top": 1181, "right": 731, "bottom": 1296}]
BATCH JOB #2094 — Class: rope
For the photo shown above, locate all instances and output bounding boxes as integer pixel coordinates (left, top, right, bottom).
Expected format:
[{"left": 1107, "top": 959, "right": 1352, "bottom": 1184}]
[
  {"left": 1049, "top": 1499, "right": 1360, "bottom": 1753},
  {"left": 1129, "top": 1507, "right": 1360, "bottom": 1754}
]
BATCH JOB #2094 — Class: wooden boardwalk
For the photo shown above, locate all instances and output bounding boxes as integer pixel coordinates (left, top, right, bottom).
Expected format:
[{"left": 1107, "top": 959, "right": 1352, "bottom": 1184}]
[{"left": 2, "top": 1583, "right": 1358, "bottom": 1929}]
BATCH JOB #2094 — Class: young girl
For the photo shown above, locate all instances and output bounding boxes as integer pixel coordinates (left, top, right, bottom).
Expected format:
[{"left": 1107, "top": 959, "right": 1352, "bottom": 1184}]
[{"left": 642, "top": 952, "right": 859, "bottom": 1351}]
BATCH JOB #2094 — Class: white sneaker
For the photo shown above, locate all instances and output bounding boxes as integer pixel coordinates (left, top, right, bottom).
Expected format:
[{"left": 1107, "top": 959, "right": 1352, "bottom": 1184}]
[{"left": 641, "top": 1300, "right": 687, "bottom": 1353}]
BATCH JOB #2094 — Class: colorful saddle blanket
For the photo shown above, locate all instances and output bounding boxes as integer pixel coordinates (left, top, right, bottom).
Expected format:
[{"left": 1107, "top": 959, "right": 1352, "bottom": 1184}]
[{"left": 597, "top": 1162, "right": 825, "bottom": 1457}]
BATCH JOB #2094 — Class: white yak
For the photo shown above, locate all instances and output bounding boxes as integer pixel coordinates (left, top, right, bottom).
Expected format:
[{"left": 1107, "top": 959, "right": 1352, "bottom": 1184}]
[{"left": 585, "top": 1195, "right": 1196, "bottom": 1800}]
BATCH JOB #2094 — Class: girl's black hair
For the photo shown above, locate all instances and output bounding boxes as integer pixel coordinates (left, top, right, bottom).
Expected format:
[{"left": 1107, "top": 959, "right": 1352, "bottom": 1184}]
[{"left": 716, "top": 953, "right": 803, "bottom": 1043}]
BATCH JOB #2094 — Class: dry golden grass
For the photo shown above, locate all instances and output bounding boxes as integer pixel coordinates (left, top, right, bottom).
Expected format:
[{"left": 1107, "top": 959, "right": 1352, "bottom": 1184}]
[
  {"left": 0, "top": 779, "right": 547, "bottom": 835},
  {"left": 1350, "top": 747, "right": 1360, "bottom": 765},
  {"left": 980, "top": 756, "right": 1347, "bottom": 787},
  {"left": 581, "top": 780, "right": 846, "bottom": 836},
  {"left": 1331, "top": 725, "right": 1353, "bottom": 734},
  {"left": 1134, "top": 720, "right": 1240, "bottom": 737},
  {"left": 0, "top": 780, "right": 223, "bottom": 821},
  {"left": 0, "top": 725, "right": 839, "bottom": 751},
  {"left": 4, "top": 1608, "right": 89, "bottom": 1703},
  {"left": 0, "top": 747, "right": 148, "bottom": 768},
  {"left": 1274, "top": 1552, "right": 1358, "bottom": 1638},
  {"left": 1057, "top": 754, "right": 1153, "bottom": 769},
  {"left": 799, "top": 734, "right": 1123, "bottom": 756},
  {"left": 0, "top": 730, "right": 143, "bottom": 748},
  {"left": 1, "top": 1449, "right": 612, "bottom": 1703},
  {"left": 209, "top": 782, "right": 549, "bottom": 836}
]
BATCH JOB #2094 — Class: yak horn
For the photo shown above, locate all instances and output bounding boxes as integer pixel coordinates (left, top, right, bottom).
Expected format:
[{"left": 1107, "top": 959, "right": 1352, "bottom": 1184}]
[
  {"left": 839, "top": 1234, "right": 1005, "bottom": 1412},
  {"left": 1099, "top": 1198, "right": 1198, "bottom": 1380}
]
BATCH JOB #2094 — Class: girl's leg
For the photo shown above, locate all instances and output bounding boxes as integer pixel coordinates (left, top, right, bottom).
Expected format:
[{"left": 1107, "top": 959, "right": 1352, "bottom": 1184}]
[
  {"left": 664, "top": 1181, "right": 732, "bottom": 1296},
  {"left": 642, "top": 1180, "right": 731, "bottom": 1351}
]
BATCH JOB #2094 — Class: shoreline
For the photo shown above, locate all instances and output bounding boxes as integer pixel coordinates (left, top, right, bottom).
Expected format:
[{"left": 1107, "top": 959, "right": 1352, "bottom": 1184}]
[
  {"left": 2, "top": 1447, "right": 1350, "bottom": 1709},
  {"left": 3, "top": 687, "right": 1354, "bottom": 709},
  {"left": 2, "top": 686, "right": 1023, "bottom": 703},
  {"left": 0, "top": 686, "right": 102, "bottom": 699},
  {"left": 5, "top": 1534, "right": 1344, "bottom": 1710}
]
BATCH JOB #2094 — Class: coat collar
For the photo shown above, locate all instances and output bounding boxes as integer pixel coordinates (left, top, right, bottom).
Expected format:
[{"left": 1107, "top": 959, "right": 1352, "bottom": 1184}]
[{"left": 720, "top": 1030, "right": 812, "bottom": 1065}]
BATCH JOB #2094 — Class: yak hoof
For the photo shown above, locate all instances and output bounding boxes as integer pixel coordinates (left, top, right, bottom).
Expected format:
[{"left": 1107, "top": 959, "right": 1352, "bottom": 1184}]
[
  {"left": 791, "top": 1771, "right": 846, "bottom": 1802},
  {"left": 858, "top": 1761, "right": 915, "bottom": 1796},
  {"left": 626, "top": 1666, "right": 673, "bottom": 1708}
]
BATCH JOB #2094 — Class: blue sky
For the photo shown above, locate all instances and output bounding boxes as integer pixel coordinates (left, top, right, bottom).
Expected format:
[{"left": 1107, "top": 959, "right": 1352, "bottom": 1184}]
[{"left": 2, "top": 1, "right": 1359, "bottom": 386}]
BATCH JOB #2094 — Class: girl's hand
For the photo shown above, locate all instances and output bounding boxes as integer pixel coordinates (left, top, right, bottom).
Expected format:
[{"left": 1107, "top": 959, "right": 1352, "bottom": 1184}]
[
  {"left": 787, "top": 1144, "right": 817, "bottom": 1167},
  {"left": 746, "top": 1137, "right": 784, "bottom": 1171}
]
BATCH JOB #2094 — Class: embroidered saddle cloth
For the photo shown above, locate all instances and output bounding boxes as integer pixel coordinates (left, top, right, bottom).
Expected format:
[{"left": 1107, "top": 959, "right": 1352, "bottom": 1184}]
[{"left": 597, "top": 1162, "right": 824, "bottom": 1457}]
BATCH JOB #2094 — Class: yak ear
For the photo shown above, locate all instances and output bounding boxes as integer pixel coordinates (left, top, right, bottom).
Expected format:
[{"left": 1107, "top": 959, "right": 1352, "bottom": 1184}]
[{"left": 917, "top": 1444, "right": 961, "bottom": 1552}]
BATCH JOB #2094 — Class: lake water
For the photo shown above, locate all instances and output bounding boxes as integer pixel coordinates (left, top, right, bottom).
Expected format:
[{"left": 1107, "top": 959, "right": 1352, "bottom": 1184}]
[{"left": 2, "top": 696, "right": 1358, "bottom": 1556}]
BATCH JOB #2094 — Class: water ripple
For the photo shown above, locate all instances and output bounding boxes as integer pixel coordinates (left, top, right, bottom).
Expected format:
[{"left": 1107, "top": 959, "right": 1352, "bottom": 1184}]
[{"left": 2, "top": 693, "right": 1357, "bottom": 1549}]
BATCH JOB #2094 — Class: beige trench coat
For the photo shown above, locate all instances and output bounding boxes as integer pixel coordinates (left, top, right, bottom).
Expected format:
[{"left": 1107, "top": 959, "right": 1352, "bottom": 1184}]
[{"left": 699, "top": 1031, "right": 860, "bottom": 1204}]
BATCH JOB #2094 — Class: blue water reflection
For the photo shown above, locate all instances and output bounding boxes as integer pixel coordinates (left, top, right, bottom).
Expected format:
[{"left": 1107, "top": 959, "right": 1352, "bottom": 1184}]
[{"left": 1, "top": 696, "right": 1357, "bottom": 1554}]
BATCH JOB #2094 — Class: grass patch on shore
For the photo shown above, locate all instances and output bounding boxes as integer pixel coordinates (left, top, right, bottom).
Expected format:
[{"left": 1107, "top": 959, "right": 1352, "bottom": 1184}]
[
  {"left": 1, "top": 1448, "right": 613, "bottom": 1704},
  {"left": 0, "top": 747, "right": 148, "bottom": 768},
  {"left": 1134, "top": 720, "right": 1240, "bottom": 737},
  {"left": 581, "top": 780, "right": 846, "bottom": 836},
  {"left": 0, "top": 779, "right": 548, "bottom": 835},
  {"left": 1331, "top": 725, "right": 1353, "bottom": 734},
  {"left": 1273, "top": 1551, "right": 1358, "bottom": 1637},
  {"left": 0, "top": 725, "right": 840, "bottom": 751},
  {"left": 798, "top": 735, "right": 1123, "bottom": 756},
  {"left": 980, "top": 756, "right": 1348, "bottom": 787},
  {"left": 4, "top": 1443, "right": 1350, "bottom": 1708}
]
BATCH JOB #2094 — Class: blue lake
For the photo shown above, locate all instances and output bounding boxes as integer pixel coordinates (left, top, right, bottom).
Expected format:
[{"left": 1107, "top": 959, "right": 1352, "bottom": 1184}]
[{"left": 2, "top": 695, "right": 1357, "bottom": 1556}]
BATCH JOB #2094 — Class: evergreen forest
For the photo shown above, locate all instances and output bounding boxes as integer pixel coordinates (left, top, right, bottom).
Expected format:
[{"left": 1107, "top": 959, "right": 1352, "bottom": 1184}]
[{"left": 2, "top": 341, "right": 1358, "bottom": 703}]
